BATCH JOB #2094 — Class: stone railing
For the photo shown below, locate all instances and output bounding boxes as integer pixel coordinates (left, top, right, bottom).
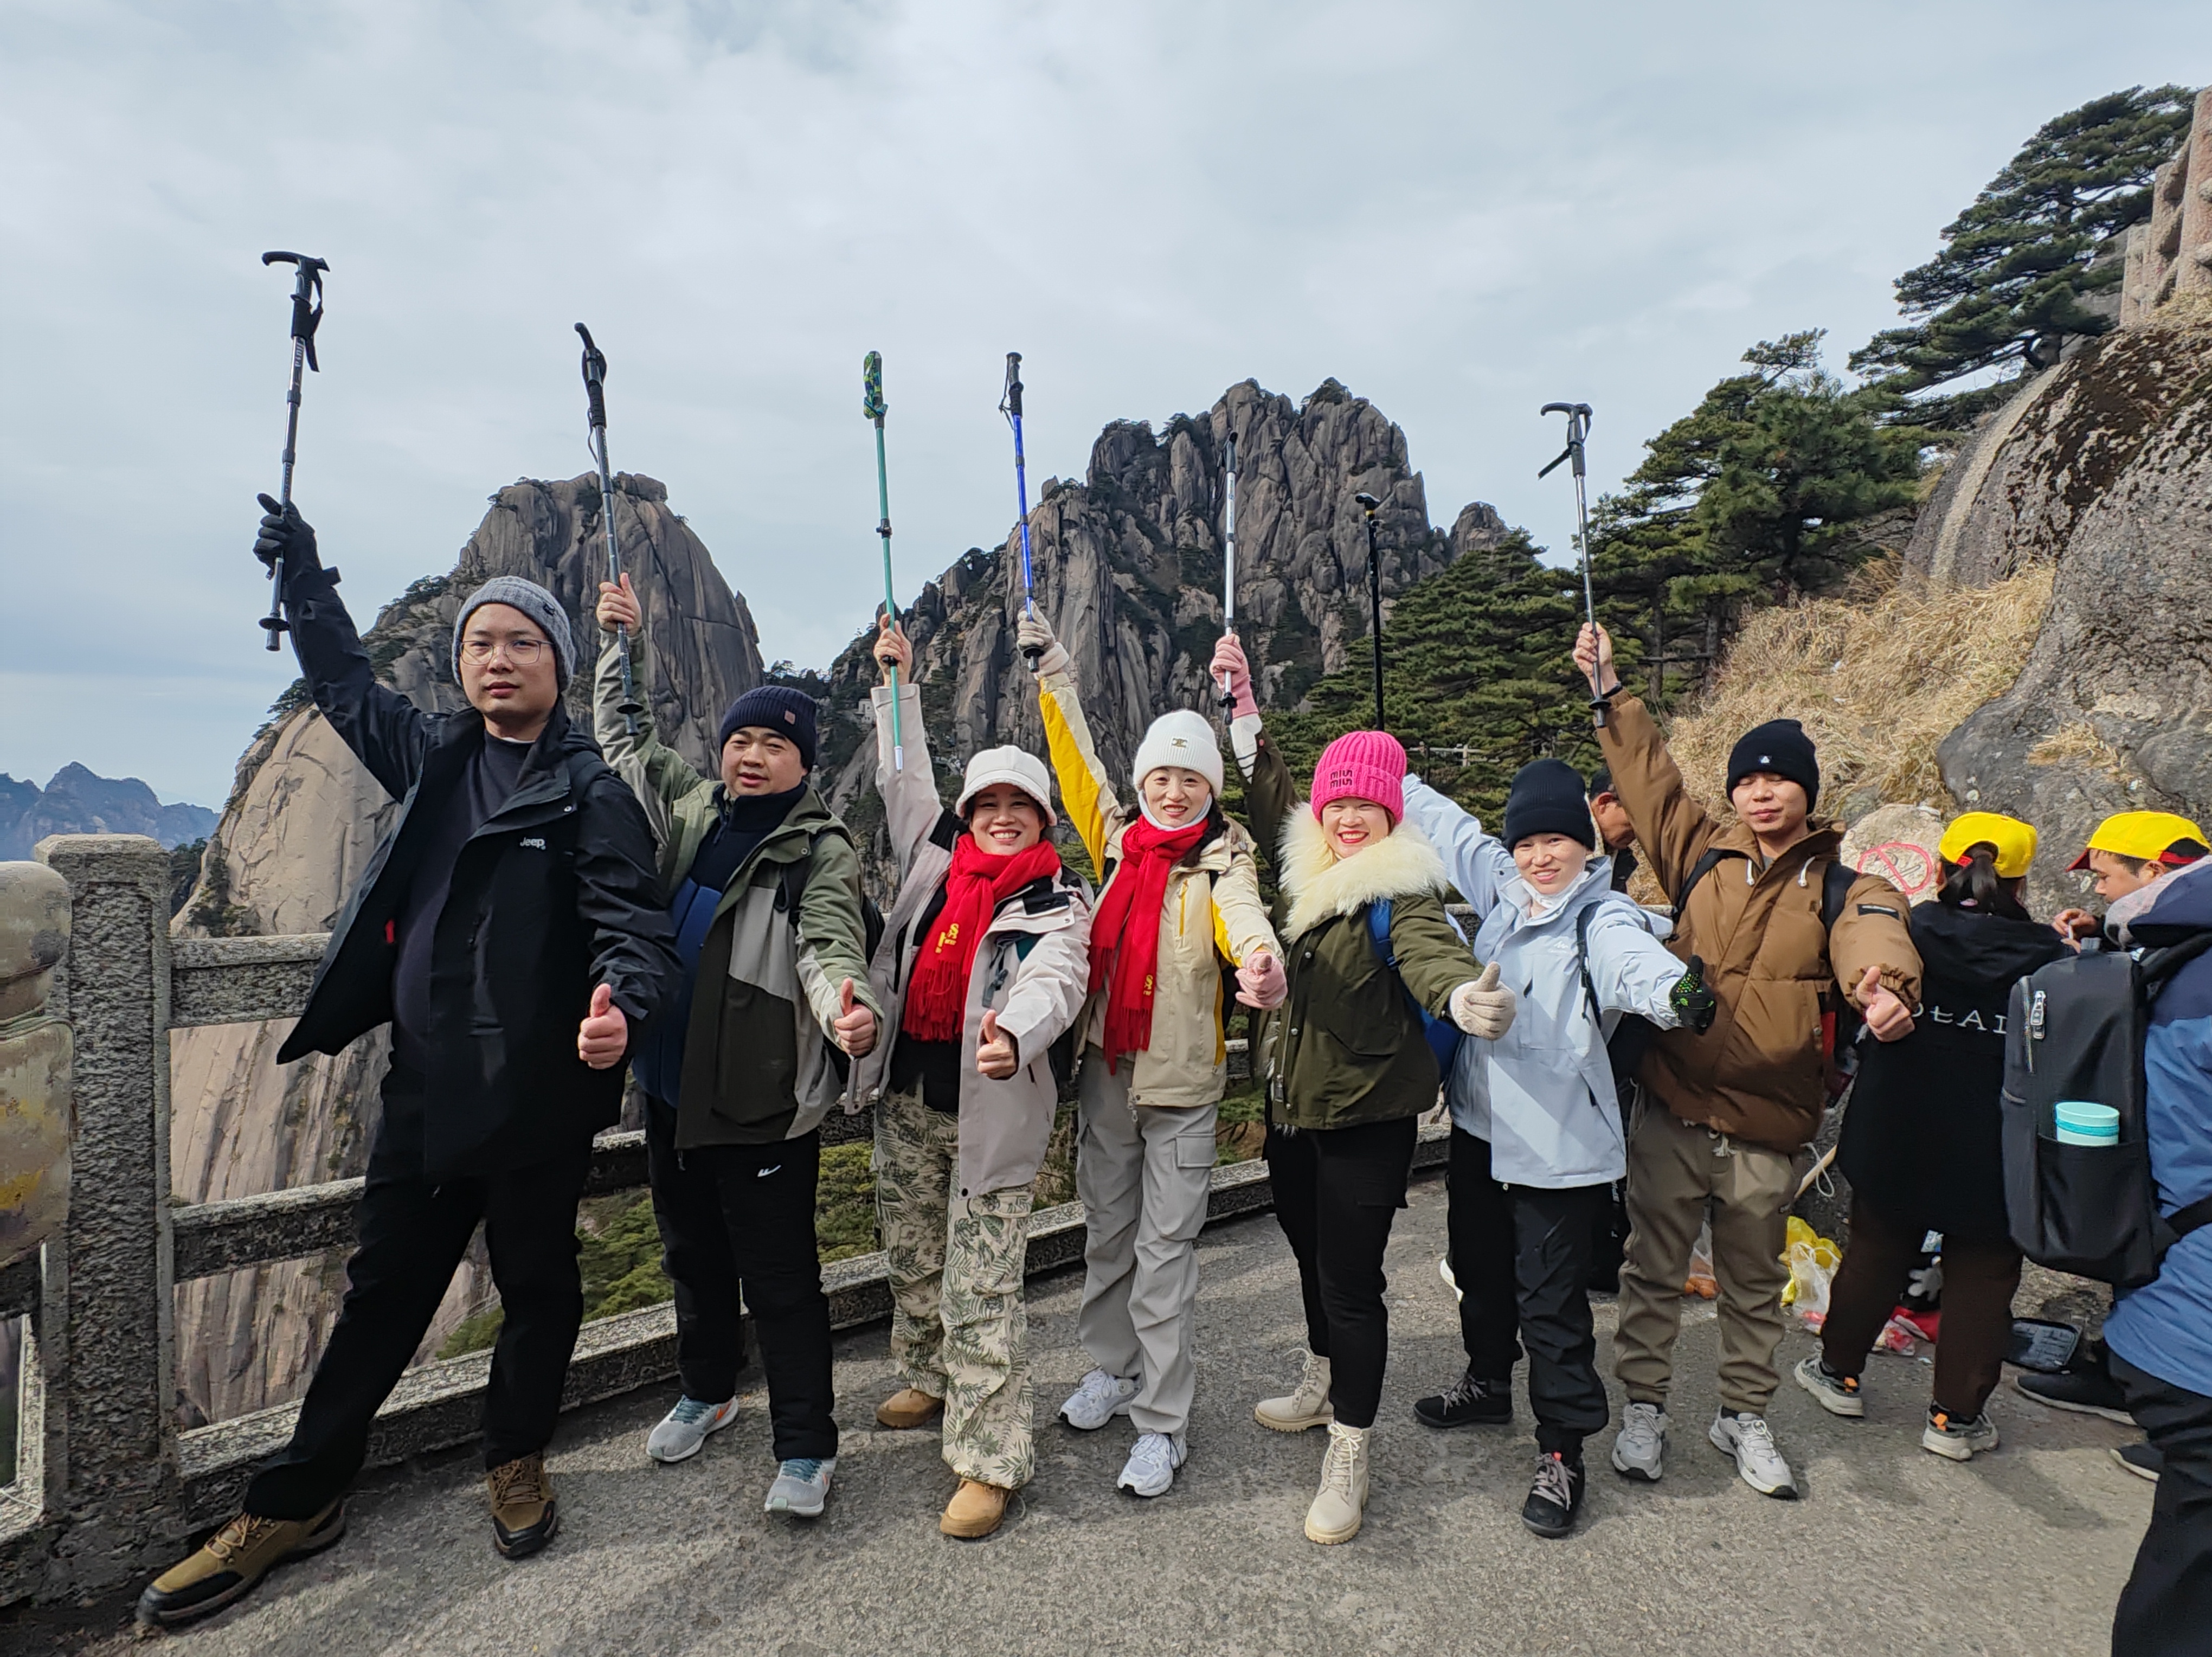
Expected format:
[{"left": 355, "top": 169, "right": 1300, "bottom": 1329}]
[
  {"left": 1, "top": 833, "right": 1442, "bottom": 1604},
  {"left": 2121, "top": 86, "right": 2212, "bottom": 326}
]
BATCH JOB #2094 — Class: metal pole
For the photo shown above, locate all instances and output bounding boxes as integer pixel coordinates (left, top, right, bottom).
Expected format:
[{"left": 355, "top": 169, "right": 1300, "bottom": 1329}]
[
  {"left": 864, "top": 350, "right": 903, "bottom": 771},
  {"left": 1220, "top": 430, "right": 1238, "bottom": 725},
  {"left": 258, "top": 251, "right": 327, "bottom": 650},
  {"left": 1001, "top": 352, "right": 1039, "bottom": 664},
  {"left": 1355, "top": 492, "right": 1385, "bottom": 733},
  {"left": 1540, "top": 401, "right": 1604, "bottom": 725},
  {"left": 578, "top": 324, "right": 639, "bottom": 733}
]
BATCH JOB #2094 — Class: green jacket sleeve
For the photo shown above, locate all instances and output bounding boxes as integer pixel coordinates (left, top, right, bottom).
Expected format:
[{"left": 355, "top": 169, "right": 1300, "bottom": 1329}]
[
  {"left": 792, "top": 826, "right": 884, "bottom": 1035},
  {"left": 1237, "top": 723, "right": 1301, "bottom": 879},
  {"left": 1387, "top": 890, "right": 1478, "bottom": 1017},
  {"left": 595, "top": 633, "right": 717, "bottom": 872}
]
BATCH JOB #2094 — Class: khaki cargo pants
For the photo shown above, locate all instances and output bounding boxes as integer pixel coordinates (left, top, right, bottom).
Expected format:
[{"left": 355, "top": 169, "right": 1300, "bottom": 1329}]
[
  {"left": 1613, "top": 1099, "right": 1799, "bottom": 1416},
  {"left": 874, "top": 1085, "right": 1036, "bottom": 1490}
]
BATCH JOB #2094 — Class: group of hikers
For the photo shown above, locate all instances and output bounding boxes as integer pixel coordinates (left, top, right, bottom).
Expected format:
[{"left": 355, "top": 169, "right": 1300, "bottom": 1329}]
[{"left": 133, "top": 493, "right": 2211, "bottom": 1657}]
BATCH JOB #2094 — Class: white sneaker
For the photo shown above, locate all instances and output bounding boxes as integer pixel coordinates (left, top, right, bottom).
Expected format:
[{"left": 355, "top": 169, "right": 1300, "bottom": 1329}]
[
  {"left": 1116, "top": 1431, "right": 1188, "bottom": 1498},
  {"left": 1610, "top": 1400, "right": 1669, "bottom": 1482},
  {"left": 1709, "top": 1409, "right": 1798, "bottom": 1498},
  {"left": 1304, "top": 1422, "right": 1370, "bottom": 1544},
  {"left": 646, "top": 1395, "right": 738, "bottom": 1463},
  {"left": 764, "top": 1456, "right": 835, "bottom": 1517},
  {"left": 1922, "top": 1409, "right": 1999, "bottom": 1462},
  {"left": 1059, "top": 1368, "right": 1139, "bottom": 1431},
  {"left": 1255, "top": 1351, "right": 1335, "bottom": 1433}
]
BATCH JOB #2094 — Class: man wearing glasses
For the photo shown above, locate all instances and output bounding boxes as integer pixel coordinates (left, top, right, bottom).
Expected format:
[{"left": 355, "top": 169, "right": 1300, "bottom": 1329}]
[{"left": 140, "top": 497, "right": 679, "bottom": 1629}]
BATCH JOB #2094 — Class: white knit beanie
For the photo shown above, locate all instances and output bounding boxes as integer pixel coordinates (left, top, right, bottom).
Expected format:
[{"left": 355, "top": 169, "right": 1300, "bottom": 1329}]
[
  {"left": 955, "top": 746, "right": 1058, "bottom": 826},
  {"left": 1131, "top": 709, "right": 1224, "bottom": 799}
]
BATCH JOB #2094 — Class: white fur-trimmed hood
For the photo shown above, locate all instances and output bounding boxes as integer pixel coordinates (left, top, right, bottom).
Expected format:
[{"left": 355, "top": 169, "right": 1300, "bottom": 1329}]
[{"left": 1279, "top": 809, "right": 1452, "bottom": 941}]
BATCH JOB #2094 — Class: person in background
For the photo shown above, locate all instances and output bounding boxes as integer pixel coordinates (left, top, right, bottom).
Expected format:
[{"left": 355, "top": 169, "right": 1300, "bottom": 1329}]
[
  {"left": 1795, "top": 813, "right": 2068, "bottom": 1461},
  {"left": 2051, "top": 811, "right": 2211, "bottom": 947},
  {"left": 1585, "top": 766, "right": 1644, "bottom": 1289},
  {"left": 1212, "top": 633, "right": 1517, "bottom": 1546},
  {"left": 140, "top": 502, "right": 678, "bottom": 1630},
  {"left": 1573, "top": 620, "right": 1921, "bottom": 1500},
  {"left": 849, "top": 619, "right": 1093, "bottom": 1541},
  {"left": 1018, "top": 611, "right": 1286, "bottom": 1500},
  {"left": 1587, "top": 765, "right": 1641, "bottom": 895},
  {"left": 1400, "top": 758, "right": 1716, "bottom": 1538},
  {"left": 593, "top": 574, "right": 880, "bottom": 1518}
]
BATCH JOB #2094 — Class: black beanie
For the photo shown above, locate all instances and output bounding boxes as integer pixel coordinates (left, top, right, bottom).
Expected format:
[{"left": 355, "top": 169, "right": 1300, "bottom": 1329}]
[
  {"left": 718, "top": 685, "right": 819, "bottom": 769},
  {"left": 1727, "top": 718, "right": 1819, "bottom": 810},
  {"left": 1503, "top": 759, "right": 1597, "bottom": 850}
]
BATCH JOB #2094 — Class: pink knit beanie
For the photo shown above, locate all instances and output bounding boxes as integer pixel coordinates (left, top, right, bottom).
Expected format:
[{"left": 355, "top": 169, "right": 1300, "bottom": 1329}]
[{"left": 1311, "top": 730, "right": 1407, "bottom": 823}]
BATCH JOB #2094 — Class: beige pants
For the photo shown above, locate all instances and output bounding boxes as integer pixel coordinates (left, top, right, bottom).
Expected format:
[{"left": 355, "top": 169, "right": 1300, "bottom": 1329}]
[
  {"left": 873, "top": 1086, "right": 1037, "bottom": 1489},
  {"left": 1613, "top": 1100, "right": 1799, "bottom": 1416}
]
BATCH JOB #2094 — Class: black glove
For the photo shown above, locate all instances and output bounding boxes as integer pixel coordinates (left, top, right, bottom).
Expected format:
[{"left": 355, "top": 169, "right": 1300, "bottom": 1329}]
[
  {"left": 253, "top": 492, "right": 321, "bottom": 576},
  {"left": 1670, "top": 954, "right": 1717, "bottom": 1034}
]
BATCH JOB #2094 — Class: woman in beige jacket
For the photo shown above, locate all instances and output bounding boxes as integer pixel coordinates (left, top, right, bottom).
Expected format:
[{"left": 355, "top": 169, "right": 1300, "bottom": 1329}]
[{"left": 1019, "top": 611, "right": 1285, "bottom": 1499}]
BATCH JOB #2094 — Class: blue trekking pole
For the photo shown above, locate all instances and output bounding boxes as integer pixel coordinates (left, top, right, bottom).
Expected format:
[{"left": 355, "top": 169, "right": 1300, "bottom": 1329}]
[
  {"left": 1000, "top": 351, "right": 1040, "bottom": 665},
  {"left": 864, "top": 350, "right": 903, "bottom": 772}
]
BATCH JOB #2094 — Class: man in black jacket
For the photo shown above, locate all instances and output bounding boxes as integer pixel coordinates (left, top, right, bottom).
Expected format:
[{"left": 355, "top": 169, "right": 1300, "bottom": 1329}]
[{"left": 140, "top": 498, "right": 679, "bottom": 1630}]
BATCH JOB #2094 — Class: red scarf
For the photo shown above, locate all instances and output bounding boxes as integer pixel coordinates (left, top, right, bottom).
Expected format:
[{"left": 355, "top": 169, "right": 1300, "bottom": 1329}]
[
  {"left": 900, "top": 835, "right": 1065, "bottom": 1043},
  {"left": 1087, "top": 815, "right": 1206, "bottom": 1069}
]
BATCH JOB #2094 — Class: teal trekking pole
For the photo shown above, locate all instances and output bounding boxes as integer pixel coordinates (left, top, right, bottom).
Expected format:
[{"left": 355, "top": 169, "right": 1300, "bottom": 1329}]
[{"left": 864, "top": 350, "right": 903, "bottom": 772}]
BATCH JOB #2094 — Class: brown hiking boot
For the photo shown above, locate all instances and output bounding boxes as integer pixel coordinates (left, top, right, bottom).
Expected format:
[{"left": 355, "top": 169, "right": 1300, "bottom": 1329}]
[
  {"left": 136, "top": 1501, "right": 346, "bottom": 1628},
  {"left": 940, "top": 1478, "right": 1012, "bottom": 1539},
  {"left": 487, "top": 1452, "right": 559, "bottom": 1559},
  {"left": 876, "top": 1386, "right": 946, "bottom": 1430}
]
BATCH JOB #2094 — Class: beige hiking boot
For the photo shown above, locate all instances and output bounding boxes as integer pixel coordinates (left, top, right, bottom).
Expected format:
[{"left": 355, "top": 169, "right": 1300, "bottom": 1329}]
[
  {"left": 136, "top": 1501, "right": 346, "bottom": 1628},
  {"left": 1255, "top": 1350, "right": 1335, "bottom": 1433},
  {"left": 876, "top": 1386, "right": 946, "bottom": 1430},
  {"left": 1304, "top": 1422, "right": 1371, "bottom": 1545},
  {"left": 940, "top": 1478, "right": 1013, "bottom": 1539},
  {"left": 487, "top": 1452, "right": 559, "bottom": 1559}
]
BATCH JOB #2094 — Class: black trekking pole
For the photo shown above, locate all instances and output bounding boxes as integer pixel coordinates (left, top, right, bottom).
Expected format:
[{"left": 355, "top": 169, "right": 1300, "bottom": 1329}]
[
  {"left": 256, "top": 251, "right": 329, "bottom": 650},
  {"left": 1354, "top": 492, "right": 1385, "bottom": 733},
  {"left": 1540, "top": 401, "right": 1605, "bottom": 727},
  {"left": 577, "top": 323, "right": 641, "bottom": 734}
]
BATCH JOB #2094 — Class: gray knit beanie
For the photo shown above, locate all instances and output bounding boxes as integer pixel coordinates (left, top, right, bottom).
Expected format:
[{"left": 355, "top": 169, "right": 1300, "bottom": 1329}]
[{"left": 453, "top": 576, "right": 576, "bottom": 685}]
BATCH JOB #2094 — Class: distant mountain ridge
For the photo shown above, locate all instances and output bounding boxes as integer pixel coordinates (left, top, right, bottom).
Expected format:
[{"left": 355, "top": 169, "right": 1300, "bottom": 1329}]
[{"left": 0, "top": 763, "right": 216, "bottom": 858}]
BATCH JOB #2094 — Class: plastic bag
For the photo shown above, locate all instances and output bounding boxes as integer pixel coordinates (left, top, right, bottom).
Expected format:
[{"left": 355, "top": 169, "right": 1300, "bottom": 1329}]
[
  {"left": 1683, "top": 1216, "right": 1718, "bottom": 1299},
  {"left": 1779, "top": 1216, "right": 1841, "bottom": 1330}
]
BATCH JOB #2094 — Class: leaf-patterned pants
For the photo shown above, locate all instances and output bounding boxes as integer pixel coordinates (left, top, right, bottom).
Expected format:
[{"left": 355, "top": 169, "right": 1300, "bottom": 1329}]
[{"left": 874, "top": 1085, "right": 1037, "bottom": 1489}]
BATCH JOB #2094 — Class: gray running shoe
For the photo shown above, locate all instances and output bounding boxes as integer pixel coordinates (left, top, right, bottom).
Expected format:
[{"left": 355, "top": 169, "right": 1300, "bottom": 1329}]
[
  {"left": 1610, "top": 1401, "right": 1669, "bottom": 1482},
  {"left": 1793, "top": 1354, "right": 1866, "bottom": 1418},
  {"left": 1116, "top": 1431, "right": 1187, "bottom": 1498},
  {"left": 1710, "top": 1409, "right": 1798, "bottom": 1497},
  {"left": 1922, "top": 1409, "right": 1998, "bottom": 1462},
  {"left": 646, "top": 1396, "right": 738, "bottom": 1464},
  {"left": 764, "top": 1456, "right": 835, "bottom": 1517}
]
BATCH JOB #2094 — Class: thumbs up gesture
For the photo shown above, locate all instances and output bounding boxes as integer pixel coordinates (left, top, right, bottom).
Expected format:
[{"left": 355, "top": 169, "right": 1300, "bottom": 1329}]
[
  {"left": 1858, "top": 965, "right": 1916, "bottom": 1043},
  {"left": 577, "top": 983, "right": 629, "bottom": 1069},
  {"left": 1449, "top": 960, "right": 1517, "bottom": 1040},
  {"left": 976, "top": 1008, "right": 1021, "bottom": 1080},
  {"left": 833, "top": 977, "right": 878, "bottom": 1058}
]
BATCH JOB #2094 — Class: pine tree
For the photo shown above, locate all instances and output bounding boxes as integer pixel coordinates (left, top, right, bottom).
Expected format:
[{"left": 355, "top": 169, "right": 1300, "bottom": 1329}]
[{"left": 1850, "top": 85, "right": 2195, "bottom": 431}]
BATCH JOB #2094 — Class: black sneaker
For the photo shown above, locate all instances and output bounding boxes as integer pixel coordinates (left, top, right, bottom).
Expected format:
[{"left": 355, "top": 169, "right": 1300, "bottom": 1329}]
[
  {"left": 2112, "top": 1441, "right": 2162, "bottom": 1482},
  {"left": 2015, "top": 1367, "right": 2133, "bottom": 1425},
  {"left": 1414, "top": 1367, "right": 1513, "bottom": 1429},
  {"left": 1521, "top": 1452, "right": 1585, "bottom": 1538}
]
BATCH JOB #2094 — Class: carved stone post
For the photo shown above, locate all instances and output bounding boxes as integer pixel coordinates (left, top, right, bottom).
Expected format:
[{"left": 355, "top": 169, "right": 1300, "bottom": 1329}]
[{"left": 35, "top": 835, "right": 179, "bottom": 1591}]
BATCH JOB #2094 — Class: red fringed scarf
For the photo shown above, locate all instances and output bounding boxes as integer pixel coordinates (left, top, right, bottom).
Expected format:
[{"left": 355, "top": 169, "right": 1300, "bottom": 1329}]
[
  {"left": 1088, "top": 816, "right": 1206, "bottom": 1069},
  {"left": 901, "top": 836, "right": 1065, "bottom": 1043}
]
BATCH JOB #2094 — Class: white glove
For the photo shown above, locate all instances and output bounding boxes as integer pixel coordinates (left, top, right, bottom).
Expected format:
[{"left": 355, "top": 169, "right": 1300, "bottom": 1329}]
[
  {"left": 1016, "top": 612, "right": 1070, "bottom": 676},
  {"left": 1449, "top": 961, "right": 1516, "bottom": 1040}
]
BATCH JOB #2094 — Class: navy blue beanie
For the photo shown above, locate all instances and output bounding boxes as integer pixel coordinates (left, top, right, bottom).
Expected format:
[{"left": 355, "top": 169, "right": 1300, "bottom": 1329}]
[
  {"left": 718, "top": 685, "right": 819, "bottom": 769},
  {"left": 1502, "top": 758, "right": 1597, "bottom": 850},
  {"left": 1727, "top": 718, "right": 1819, "bottom": 810}
]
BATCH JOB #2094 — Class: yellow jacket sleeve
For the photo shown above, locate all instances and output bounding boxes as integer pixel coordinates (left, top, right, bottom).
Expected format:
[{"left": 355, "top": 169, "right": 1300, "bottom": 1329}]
[{"left": 1037, "top": 665, "right": 1123, "bottom": 875}]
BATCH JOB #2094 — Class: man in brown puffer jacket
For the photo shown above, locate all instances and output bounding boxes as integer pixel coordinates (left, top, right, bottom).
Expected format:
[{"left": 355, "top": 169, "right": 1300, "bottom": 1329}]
[{"left": 1575, "top": 624, "right": 1921, "bottom": 1500}]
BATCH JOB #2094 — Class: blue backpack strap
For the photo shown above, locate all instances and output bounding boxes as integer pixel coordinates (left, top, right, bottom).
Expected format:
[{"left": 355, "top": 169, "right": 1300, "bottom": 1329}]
[{"left": 1367, "top": 897, "right": 1396, "bottom": 964}]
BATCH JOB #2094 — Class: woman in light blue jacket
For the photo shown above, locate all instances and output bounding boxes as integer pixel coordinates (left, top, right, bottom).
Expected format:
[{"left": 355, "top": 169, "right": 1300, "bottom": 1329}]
[{"left": 1400, "top": 758, "right": 1714, "bottom": 1539}]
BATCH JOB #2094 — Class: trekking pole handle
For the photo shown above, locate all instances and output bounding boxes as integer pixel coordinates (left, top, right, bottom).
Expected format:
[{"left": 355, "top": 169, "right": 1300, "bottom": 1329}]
[
  {"left": 576, "top": 323, "right": 609, "bottom": 433},
  {"left": 261, "top": 252, "right": 329, "bottom": 371}
]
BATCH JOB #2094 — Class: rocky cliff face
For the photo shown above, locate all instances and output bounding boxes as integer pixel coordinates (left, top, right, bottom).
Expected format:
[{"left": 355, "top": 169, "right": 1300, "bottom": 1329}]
[
  {"left": 169, "top": 473, "right": 760, "bottom": 1425},
  {"left": 0, "top": 765, "right": 215, "bottom": 859},
  {"left": 816, "top": 377, "right": 1506, "bottom": 870},
  {"left": 1917, "top": 308, "right": 2212, "bottom": 917}
]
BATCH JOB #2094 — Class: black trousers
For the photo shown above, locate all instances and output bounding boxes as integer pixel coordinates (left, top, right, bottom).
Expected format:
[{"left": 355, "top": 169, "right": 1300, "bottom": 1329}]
[
  {"left": 1822, "top": 1195, "right": 2021, "bottom": 1419},
  {"left": 645, "top": 1104, "right": 837, "bottom": 1462},
  {"left": 1447, "top": 1126, "right": 1611, "bottom": 1457},
  {"left": 2112, "top": 1353, "right": 2212, "bottom": 1656},
  {"left": 246, "top": 1080, "right": 593, "bottom": 1520},
  {"left": 1265, "top": 1114, "right": 1418, "bottom": 1430}
]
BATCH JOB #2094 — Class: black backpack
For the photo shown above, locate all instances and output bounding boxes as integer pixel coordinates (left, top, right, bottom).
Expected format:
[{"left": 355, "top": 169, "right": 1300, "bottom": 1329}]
[{"left": 1999, "top": 936, "right": 2212, "bottom": 1288}]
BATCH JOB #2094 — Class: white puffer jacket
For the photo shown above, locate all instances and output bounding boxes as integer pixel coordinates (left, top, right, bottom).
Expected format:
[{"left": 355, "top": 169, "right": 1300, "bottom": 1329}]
[{"left": 1403, "top": 778, "right": 1687, "bottom": 1189}]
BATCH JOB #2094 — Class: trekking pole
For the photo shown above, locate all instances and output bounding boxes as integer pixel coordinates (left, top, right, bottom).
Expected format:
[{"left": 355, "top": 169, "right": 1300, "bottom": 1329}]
[
  {"left": 1220, "top": 431, "right": 1239, "bottom": 728},
  {"left": 999, "top": 352, "right": 1040, "bottom": 665},
  {"left": 577, "top": 323, "right": 641, "bottom": 734},
  {"left": 1354, "top": 492, "right": 1386, "bottom": 733},
  {"left": 1540, "top": 401, "right": 1605, "bottom": 727},
  {"left": 256, "top": 251, "right": 329, "bottom": 650},
  {"left": 864, "top": 350, "right": 904, "bottom": 772}
]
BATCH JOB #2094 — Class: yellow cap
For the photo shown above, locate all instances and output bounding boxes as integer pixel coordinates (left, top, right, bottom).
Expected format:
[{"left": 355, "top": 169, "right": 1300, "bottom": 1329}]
[
  {"left": 1938, "top": 812, "right": 2038, "bottom": 879},
  {"left": 2068, "top": 810, "right": 2211, "bottom": 872}
]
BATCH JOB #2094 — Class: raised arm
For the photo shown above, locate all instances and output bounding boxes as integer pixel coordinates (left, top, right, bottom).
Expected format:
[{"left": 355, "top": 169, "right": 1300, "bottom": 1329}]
[
  {"left": 1023, "top": 613, "right": 1121, "bottom": 875},
  {"left": 870, "top": 618, "right": 954, "bottom": 876},
  {"left": 593, "top": 579, "right": 716, "bottom": 853},
  {"left": 262, "top": 496, "right": 430, "bottom": 801},
  {"left": 1400, "top": 777, "right": 1514, "bottom": 917}
]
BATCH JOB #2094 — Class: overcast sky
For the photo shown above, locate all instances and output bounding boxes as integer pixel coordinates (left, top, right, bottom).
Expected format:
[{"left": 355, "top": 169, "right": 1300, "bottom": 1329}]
[{"left": 4, "top": 0, "right": 2204, "bottom": 810}]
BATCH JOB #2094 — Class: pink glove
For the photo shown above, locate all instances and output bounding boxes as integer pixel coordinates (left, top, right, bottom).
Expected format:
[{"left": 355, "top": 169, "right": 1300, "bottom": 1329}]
[
  {"left": 1236, "top": 949, "right": 1287, "bottom": 1009},
  {"left": 1211, "top": 633, "right": 1258, "bottom": 721}
]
